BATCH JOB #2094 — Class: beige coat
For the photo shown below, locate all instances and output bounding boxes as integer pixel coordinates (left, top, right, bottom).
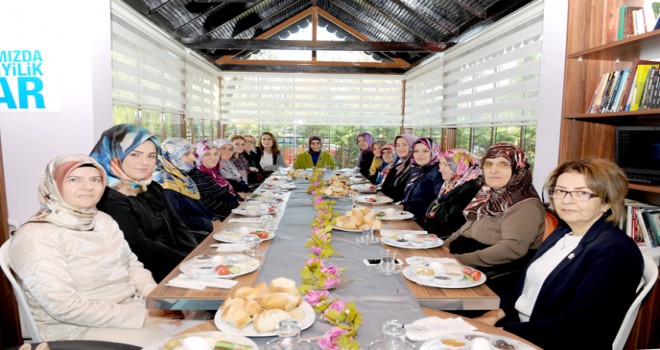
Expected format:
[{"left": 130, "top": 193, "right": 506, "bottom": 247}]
[{"left": 9, "top": 211, "right": 171, "bottom": 346}]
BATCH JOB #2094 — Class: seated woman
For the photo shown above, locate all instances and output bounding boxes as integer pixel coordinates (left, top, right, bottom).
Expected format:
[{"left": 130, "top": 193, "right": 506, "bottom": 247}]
[
  {"left": 422, "top": 149, "right": 482, "bottom": 237},
  {"left": 9, "top": 154, "right": 176, "bottom": 346},
  {"left": 216, "top": 139, "right": 250, "bottom": 194},
  {"left": 401, "top": 137, "right": 443, "bottom": 223},
  {"left": 380, "top": 134, "right": 418, "bottom": 202},
  {"left": 230, "top": 135, "right": 250, "bottom": 184},
  {"left": 189, "top": 140, "right": 241, "bottom": 219},
  {"left": 242, "top": 134, "right": 266, "bottom": 184},
  {"left": 374, "top": 143, "right": 395, "bottom": 185},
  {"left": 258, "top": 132, "right": 286, "bottom": 173},
  {"left": 474, "top": 159, "right": 644, "bottom": 350},
  {"left": 292, "top": 136, "right": 336, "bottom": 169},
  {"left": 91, "top": 124, "right": 198, "bottom": 282},
  {"left": 153, "top": 137, "right": 222, "bottom": 236},
  {"left": 355, "top": 132, "right": 374, "bottom": 179},
  {"left": 367, "top": 140, "right": 386, "bottom": 183},
  {"left": 443, "top": 143, "right": 545, "bottom": 294}
]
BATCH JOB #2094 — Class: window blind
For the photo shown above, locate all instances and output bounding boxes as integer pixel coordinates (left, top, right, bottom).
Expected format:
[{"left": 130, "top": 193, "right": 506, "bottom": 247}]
[
  {"left": 220, "top": 72, "right": 404, "bottom": 126},
  {"left": 404, "top": 0, "right": 543, "bottom": 128},
  {"left": 111, "top": 0, "right": 219, "bottom": 119}
]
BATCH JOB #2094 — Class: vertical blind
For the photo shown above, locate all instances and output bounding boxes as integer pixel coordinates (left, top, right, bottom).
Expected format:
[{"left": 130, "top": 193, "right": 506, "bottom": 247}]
[
  {"left": 219, "top": 72, "right": 404, "bottom": 126},
  {"left": 110, "top": 0, "right": 220, "bottom": 119},
  {"left": 404, "top": 0, "right": 543, "bottom": 128}
]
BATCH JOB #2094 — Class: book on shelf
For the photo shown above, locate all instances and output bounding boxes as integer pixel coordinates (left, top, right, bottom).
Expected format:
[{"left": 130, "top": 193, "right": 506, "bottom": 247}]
[
  {"left": 626, "top": 61, "right": 660, "bottom": 111},
  {"left": 643, "top": 0, "right": 660, "bottom": 32},
  {"left": 619, "top": 5, "right": 643, "bottom": 40},
  {"left": 625, "top": 199, "right": 660, "bottom": 248}
]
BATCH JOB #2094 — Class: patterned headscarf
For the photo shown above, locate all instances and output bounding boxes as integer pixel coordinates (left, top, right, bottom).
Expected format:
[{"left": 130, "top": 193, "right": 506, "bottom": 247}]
[
  {"left": 403, "top": 137, "right": 441, "bottom": 202},
  {"left": 392, "top": 133, "right": 419, "bottom": 188},
  {"left": 356, "top": 132, "right": 374, "bottom": 165},
  {"left": 90, "top": 124, "right": 161, "bottom": 196},
  {"left": 215, "top": 139, "right": 243, "bottom": 181},
  {"left": 376, "top": 143, "right": 396, "bottom": 184},
  {"left": 27, "top": 154, "right": 106, "bottom": 231},
  {"left": 426, "top": 149, "right": 482, "bottom": 219},
  {"left": 153, "top": 138, "right": 200, "bottom": 200},
  {"left": 463, "top": 143, "right": 539, "bottom": 221},
  {"left": 195, "top": 140, "right": 236, "bottom": 196}
]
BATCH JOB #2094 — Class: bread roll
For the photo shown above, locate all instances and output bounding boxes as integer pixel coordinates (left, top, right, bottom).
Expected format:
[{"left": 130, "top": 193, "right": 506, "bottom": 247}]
[
  {"left": 219, "top": 297, "right": 245, "bottom": 312},
  {"left": 247, "top": 281, "right": 268, "bottom": 299},
  {"left": 269, "top": 277, "right": 300, "bottom": 296},
  {"left": 221, "top": 304, "right": 252, "bottom": 329},
  {"left": 351, "top": 215, "right": 364, "bottom": 227},
  {"left": 288, "top": 307, "right": 305, "bottom": 321},
  {"left": 363, "top": 211, "right": 376, "bottom": 224},
  {"left": 233, "top": 286, "right": 255, "bottom": 299},
  {"left": 253, "top": 309, "right": 292, "bottom": 333}
]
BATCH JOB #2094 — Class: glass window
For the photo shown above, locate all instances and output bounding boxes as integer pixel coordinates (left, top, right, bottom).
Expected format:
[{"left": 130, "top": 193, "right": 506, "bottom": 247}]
[{"left": 112, "top": 105, "right": 138, "bottom": 125}]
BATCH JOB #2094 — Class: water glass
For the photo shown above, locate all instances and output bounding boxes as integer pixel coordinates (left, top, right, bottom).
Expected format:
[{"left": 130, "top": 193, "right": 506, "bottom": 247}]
[
  {"left": 260, "top": 214, "right": 274, "bottom": 231},
  {"left": 379, "top": 249, "right": 398, "bottom": 275},
  {"left": 242, "top": 234, "right": 263, "bottom": 257},
  {"left": 360, "top": 227, "right": 379, "bottom": 245}
]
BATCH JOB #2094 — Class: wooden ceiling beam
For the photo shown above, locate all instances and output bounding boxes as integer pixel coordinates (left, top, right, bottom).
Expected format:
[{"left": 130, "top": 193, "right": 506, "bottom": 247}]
[{"left": 186, "top": 39, "right": 451, "bottom": 52}]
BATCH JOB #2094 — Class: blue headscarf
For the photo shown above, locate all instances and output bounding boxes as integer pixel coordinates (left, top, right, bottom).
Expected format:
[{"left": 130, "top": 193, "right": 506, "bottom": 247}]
[
  {"left": 153, "top": 137, "right": 200, "bottom": 199},
  {"left": 90, "top": 124, "right": 161, "bottom": 196}
]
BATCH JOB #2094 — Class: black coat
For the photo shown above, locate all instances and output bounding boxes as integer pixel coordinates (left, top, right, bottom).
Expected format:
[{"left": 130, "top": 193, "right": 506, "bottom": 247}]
[
  {"left": 499, "top": 218, "right": 644, "bottom": 350},
  {"left": 380, "top": 158, "right": 413, "bottom": 202},
  {"left": 189, "top": 167, "right": 240, "bottom": 219},
  {"left": 402, "top": 165, "right": 443, "bottom": 224},
  {"left": 421, "top": 179, "right": 481, "bottom": 237},
  {"left": 96, "top": 182, "right": 198, "bottom": 282}
]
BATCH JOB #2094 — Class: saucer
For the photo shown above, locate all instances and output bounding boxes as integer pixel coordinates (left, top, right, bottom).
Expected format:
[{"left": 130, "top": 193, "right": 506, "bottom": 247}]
[{"left": 374, "top": 264, "right": 403, "bottom": 275}]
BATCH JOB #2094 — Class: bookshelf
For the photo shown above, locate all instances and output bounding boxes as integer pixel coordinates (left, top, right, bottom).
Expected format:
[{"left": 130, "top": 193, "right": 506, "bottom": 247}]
[
  {"left": 561, "top": 1, "right": 660, "bottom": 349},
  {"left": 561, "top": 0, "right": 660, "bottom": 199}
]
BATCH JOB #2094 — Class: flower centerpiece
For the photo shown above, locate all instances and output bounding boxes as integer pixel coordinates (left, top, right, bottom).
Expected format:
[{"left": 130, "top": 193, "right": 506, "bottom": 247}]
[
  {"left": 299, "top": 258, "right": 345, "bottom": 294},
  {"left": 306, "top": 168, "right": 325, "bottom": 194},
  {"left": 304, "top": 291, "right": 362, "bottom": 350}
]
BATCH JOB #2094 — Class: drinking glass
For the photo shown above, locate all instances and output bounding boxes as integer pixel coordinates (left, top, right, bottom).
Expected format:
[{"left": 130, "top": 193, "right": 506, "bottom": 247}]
[
  {"left": 360, "top": 227, "right": 379, "bottom": 245},
  {"left": 242, "top": 234, "right": 263, "bottom": 257},
  {"left": 378, "top": 249, "right": 399, "bottom": 275},
  {"left": 260, "top": 214, "right": 274, "bottom": 231}
]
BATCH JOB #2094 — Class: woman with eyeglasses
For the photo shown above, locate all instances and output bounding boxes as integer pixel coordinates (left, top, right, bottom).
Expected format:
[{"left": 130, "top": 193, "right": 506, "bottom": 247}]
[
  {"left": 443, "top": 143, "right": 545, "bottom": 294},
  {"left": 242, "top": 134, "right": 266, "bottom": 184},
  {"left": 374, "top": 143, "right": 395, "bottom": 185},
  {"left": 474, "top": 158, "right": 643, "bottom": 350}
]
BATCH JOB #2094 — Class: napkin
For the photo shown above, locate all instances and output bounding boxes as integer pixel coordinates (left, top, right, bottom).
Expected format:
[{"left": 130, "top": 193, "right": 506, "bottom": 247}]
[
  {"left": 215, "top": 243, "right": 251, "bottom": 252},
  {"left": 165, "top": 274, "right": 239, "bottom": 290},
  {"left": 228, "top": 218, "right": 262, "bottom": 224},
  {"left": 405, "top": 316, "right": 477, "bottom": 341},
  {"left": 380, "top": 229, "right": 428, "bottom": 237},
  {"left": 405, "top": 256, "right": 458, "bottom": 266}
]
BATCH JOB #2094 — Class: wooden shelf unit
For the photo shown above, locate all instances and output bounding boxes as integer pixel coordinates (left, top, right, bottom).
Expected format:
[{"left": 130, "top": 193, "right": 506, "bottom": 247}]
[
  {"left": 560, "top": 0, "right": 660, "bottom": 196},
  {"left": 561, "top": 1, "right": 660, "bottom": 349}
]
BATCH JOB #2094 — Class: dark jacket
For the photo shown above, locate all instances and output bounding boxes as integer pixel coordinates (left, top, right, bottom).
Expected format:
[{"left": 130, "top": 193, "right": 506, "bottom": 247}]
[
  {"left": 380, "top": 158, "right": 413, "bottom": 202},
  {"left": 499, "top": 218, "right": 644, "bottom": 350},
  {"left": 401, "top": 166, "right": 443, "bottom": 224},
  {"left": 96, "top": 182, "right": 198, "bottom": 282},
  {"left": 357, "top": 151, "right": 375, "bottom": 179},
  {"left": 422, "top": 179, "right": 482, "bottom": 237},
  {"left": 162, "top": 189, "right": 221, "bottom": 233},
  {"left": 189, "top": 167, "right": 240, "bottom": 219}
]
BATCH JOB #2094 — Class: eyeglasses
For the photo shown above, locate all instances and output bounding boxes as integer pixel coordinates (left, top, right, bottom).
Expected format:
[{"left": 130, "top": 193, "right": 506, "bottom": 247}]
[
  {"left": 549, "top": 189, "right": 598, "bottom": 201},
  {"left": 482, "top": 161, "right": 511, "bottom": 170}
]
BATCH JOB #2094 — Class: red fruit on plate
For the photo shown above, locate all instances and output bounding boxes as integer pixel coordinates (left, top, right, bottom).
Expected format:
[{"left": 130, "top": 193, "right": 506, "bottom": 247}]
[
  {"left": 215, "top": 265, "right": 230, "bottom": 275},
  {"left": 367, "top": 198, "right": 376, "bottom": 202},
  {"left": 462, "top": 267, "right": 482, "bottom": 281}
]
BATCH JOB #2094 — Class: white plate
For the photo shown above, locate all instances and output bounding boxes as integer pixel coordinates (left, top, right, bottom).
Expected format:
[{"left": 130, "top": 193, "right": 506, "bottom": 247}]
[
  {"left": 231, "top": 206, "right": 277, "bottom": 216},
  {"left": 214, "top": 229, "right": 275, "bottom": 242},
  {"left": 376, "top": 210, "right": 415, "bottom": 221},
  {"left": 353, "top": 184, "right": 378, "bottom": 193},
  {"left": 246, "top": 192, "right": 284, "bottom": 201},
  {"left": 179, "top": 254, "right": 260, "bottom": 279},
  {"left": 402, "top": 265, "right": 486, "bottom": 289},
  {"left": 356, "top": 195, "right": 393, "bottom": 204},
  {"left": 332, "top": 225, "right": 363, "bottom": 233},
  {"left": 143, "top": 331, "right": 257, "bottom": 350},
  {"left": 382, "top": 234, "right": 443, "bottom": 249},
  {"left": 214, "top": 301, "right": 315, "bottom": 337},
  {"left": 263, "top": 183, "right": 296, "bottom": 190},
  {"left": 419, "top": 331, "right": 535, "bottom": 350}
]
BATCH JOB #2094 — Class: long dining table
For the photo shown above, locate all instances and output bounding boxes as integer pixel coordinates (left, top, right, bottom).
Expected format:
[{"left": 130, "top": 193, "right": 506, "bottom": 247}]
[{"left": 146, "top": 172, "right": 503, "bottom": 346}]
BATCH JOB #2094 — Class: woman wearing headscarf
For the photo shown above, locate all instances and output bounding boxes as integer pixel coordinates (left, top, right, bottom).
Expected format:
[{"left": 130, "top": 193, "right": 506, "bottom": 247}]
[
  {"left": 153, "top": 137, "right": 222, "bottom": 236},
  {"left": 443, "top": 143, "right": 545, "bottom": 294},
  {"left": 423, "top": 149, "right": 483, "bottom": 237},
  {"left": 355, "top": 132, "right": 374, "bottom": 178},
  {"left": 374, "top": 143, "right": 395, "bottom": 185},
  {"left": 292, "top": 136, "right": 336, "bottom": 169},
  {"left": 189, "top": 140, "right": 241, "bottom": 219},
  {"left": 216, "top": 138, "right": 250, "bottom": 193},
  {"left": 91, "top": 124, "right": 197, "bottom": 282},
  {"left": 9, "top": 154, "right": 175, "bottom": 346},
  {"left": 367, "top": 140, "right": 386, "bottom": 183},
  {"left": 380, "top": 133, "right": 419, "bottom": 202},
  {"left": 401, "top": 137, "right": 443, "bottom": 224}
]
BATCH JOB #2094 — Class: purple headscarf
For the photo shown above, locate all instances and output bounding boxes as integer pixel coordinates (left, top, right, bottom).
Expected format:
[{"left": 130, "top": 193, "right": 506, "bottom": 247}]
[
  {"left": 194, "top": 140, "right": 236, "bottom": 196},
  {"left": 356, "top": 132, "right": 374, "bottom": 165}
]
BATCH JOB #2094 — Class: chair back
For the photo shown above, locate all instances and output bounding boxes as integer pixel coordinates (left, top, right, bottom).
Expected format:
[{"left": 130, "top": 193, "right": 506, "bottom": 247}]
[
  {"left": 542, "top": 209, "right": 559, "bottom": 242},
  {"left": 0, "top": 238, "right": 41, "bottom": 342},
  {"left": 612, "top": 253, "right": 658, "bottom": 350}
]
